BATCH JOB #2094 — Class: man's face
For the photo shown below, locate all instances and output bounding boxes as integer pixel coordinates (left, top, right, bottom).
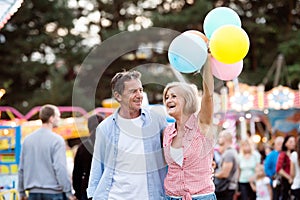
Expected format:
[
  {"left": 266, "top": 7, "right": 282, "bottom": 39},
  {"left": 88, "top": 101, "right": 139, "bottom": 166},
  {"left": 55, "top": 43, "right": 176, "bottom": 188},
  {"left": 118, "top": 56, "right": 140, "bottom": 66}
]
[
  {"left": 218, "top": 137, "right": 226, "bottom": 154},
  {"left": 52, "top": 109, "right": 61, "bottom": 128},
  {"left": 118, "top": 79, "right": 143, "bottom": 115}
]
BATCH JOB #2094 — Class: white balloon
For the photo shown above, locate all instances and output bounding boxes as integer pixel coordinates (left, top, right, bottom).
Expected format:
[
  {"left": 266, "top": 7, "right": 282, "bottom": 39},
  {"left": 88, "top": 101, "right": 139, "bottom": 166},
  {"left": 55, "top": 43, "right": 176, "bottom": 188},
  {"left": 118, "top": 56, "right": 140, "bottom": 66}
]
[{"left": 168, "top": 32, "right": 208, "bottom": 73}]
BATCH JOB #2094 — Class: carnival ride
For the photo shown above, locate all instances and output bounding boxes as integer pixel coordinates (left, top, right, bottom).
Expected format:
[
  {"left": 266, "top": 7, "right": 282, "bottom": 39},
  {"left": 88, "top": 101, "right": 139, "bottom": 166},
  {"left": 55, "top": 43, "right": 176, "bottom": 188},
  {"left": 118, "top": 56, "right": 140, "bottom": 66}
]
[{"left": 0, "top": 105, "right": 115, "bottom": 174}]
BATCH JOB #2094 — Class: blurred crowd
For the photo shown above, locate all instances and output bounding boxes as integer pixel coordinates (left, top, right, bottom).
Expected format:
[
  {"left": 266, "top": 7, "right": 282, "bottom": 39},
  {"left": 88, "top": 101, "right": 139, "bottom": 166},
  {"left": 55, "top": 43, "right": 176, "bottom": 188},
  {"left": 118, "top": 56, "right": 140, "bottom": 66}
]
[{"left": 213, "top": 131, "right": 300, "bottom": 200}]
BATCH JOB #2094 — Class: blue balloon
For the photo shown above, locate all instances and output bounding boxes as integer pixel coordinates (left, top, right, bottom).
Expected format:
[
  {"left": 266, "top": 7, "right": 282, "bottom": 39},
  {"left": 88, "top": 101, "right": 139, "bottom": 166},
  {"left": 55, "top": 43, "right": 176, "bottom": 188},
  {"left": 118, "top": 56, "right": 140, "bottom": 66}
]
[
  {"left": 203, "top": 7, "right": 241, "bottom": 39},
  {"left": 168, "top": 32, "right": 208, "bottom": 73},
  {"left": 168, "top": 53, "right": 197, "bottom": 73}
]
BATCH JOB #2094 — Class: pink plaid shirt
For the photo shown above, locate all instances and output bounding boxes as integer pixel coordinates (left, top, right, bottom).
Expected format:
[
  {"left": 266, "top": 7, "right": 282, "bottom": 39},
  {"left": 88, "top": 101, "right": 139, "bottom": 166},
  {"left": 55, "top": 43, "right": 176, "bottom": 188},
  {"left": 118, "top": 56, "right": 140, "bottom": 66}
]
[{"left": 163, "top": 114, "right": 215, "bottom": 200}]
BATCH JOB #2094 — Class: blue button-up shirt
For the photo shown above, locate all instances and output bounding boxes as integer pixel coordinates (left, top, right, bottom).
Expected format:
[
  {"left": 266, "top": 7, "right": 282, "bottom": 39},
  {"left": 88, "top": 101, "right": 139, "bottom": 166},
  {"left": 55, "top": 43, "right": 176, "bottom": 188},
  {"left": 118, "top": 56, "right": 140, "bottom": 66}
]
[{"left": 87, "top": 107, "right": 168, "bottom": 200}]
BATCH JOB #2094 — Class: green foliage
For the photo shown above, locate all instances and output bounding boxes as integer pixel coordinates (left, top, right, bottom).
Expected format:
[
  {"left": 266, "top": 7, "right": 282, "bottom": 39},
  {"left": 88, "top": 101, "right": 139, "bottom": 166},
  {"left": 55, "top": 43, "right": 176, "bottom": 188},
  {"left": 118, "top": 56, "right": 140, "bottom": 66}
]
[
  {"left": 152, "top": 0, "right": 212, "bottom": 31},
  {"left": 194, "top": 0, "right": 300, "bottom": 89},
  {"left": 0, "top": 0, "right": 89, "bottom": 112}
]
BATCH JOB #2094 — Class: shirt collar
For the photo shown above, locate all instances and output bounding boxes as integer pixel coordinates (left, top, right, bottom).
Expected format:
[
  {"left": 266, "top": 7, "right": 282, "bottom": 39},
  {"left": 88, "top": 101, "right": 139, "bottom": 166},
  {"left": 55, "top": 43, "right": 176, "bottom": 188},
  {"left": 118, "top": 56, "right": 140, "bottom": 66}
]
[
  {"left": 185, "top": 114, "right": 197, "bottom": 130},
  {"left": 168, "top": 114, "right": 197, "bottom": 138},
  {"left": 112, "top": 107, "right": 147, "bottom": 123}
]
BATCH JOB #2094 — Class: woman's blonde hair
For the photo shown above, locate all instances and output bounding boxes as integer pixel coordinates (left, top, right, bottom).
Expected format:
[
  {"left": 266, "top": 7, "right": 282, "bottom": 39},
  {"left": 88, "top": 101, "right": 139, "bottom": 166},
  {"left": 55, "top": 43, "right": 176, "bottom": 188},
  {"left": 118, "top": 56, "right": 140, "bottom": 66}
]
[
  {"left": 163, "top": 82, "right": 199, "bottom": 115},
  {"left": 239, "top": 138, "right": 255, "bottom": 155}
]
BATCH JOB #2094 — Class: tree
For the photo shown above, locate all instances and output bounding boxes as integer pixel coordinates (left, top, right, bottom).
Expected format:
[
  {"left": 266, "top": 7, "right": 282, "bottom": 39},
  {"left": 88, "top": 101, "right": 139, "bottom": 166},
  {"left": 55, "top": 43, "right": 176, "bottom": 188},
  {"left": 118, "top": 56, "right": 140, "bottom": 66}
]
[
  {"left": 222, "top": 0, "right": 300, "bottom": 89},
  {"left": 2, "top": 0, "right": 300, "bottom": 113},
  {"left": 72, "top": 0, "right": 193, "bottom": 107},
  {"left": 151, "top": 0, "right": 300, "bottom": 90},
  {"left": 0, "top": 0, "right": 90, "bottom": 113}
]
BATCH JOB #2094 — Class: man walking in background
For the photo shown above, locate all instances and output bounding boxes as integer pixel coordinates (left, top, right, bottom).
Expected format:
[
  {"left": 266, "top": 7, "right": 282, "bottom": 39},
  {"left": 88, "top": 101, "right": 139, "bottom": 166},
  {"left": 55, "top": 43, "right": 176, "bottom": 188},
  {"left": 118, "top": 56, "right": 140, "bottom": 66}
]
[
  {"left": 214, "top": 130, "right": 239, "bottom": 200},
  {"left": 18, "top": 104, "right": 76, "bottom": 200}
]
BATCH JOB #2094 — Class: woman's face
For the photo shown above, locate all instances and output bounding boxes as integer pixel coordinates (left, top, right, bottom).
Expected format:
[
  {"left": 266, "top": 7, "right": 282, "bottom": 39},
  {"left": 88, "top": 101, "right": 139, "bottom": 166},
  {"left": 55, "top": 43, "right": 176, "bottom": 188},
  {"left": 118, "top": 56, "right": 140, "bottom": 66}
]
[
  {"left": 241, "top": 141, "right": 251, "bottom": 154},
  {"left": 164, "top": 87, "right": 185, "bottom": 118},
  {"left": 286, "top": 136, "right": 296, "bottom": 151}
]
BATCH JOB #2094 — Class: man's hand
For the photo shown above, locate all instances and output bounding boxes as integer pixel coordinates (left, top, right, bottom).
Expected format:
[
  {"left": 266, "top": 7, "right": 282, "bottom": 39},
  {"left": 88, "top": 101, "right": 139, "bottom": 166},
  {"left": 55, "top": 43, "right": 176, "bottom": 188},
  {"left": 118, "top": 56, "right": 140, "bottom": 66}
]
[
  {"left": 212, "top": 160, "right": 217, "bottom": 170},
  {"left": 65, "top": 192, "right": 77, "bottom": 200},
  {"left": 68, "top": 194, "right": 77, "bottom": 200},
  {"left": 21, "top": 196, "right": 28, "bottom": 200},
  {"left": 211, "top": 163, "right": 215, "bottom": 181}
]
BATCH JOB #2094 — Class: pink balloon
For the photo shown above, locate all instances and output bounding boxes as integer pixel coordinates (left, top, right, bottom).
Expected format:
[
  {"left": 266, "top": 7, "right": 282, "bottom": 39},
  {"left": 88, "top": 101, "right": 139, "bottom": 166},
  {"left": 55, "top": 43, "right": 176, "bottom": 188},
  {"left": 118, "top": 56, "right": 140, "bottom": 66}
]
[{"left": 211, "top": 56, "right": 243, "bottom": 81}]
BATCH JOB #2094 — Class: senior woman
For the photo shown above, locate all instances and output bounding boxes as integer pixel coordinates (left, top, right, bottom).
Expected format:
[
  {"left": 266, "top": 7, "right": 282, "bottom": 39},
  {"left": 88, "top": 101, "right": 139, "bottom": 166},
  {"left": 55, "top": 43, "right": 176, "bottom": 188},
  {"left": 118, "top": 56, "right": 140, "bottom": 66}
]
[{"left": 162, "top": 58, "right": 216, "bottom": 200}]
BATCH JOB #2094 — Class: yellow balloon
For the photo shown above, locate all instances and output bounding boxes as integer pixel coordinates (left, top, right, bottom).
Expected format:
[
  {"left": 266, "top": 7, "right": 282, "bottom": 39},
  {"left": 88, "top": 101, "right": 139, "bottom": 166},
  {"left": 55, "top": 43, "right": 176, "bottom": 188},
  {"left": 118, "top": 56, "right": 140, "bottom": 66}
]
[{"left": 209, "top": 25, "right": 250, "bottom": 64}]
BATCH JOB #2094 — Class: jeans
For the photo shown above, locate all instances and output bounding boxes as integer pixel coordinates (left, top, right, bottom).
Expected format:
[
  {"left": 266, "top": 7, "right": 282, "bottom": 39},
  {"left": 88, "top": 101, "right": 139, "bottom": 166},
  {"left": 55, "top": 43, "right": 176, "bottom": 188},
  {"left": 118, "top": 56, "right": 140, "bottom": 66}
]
[
  {"left": 165, "top": 193, "right": 217, "bottom": 200},
  {"left": 28, "top": 193, "right": 65, "bottom": 200}
]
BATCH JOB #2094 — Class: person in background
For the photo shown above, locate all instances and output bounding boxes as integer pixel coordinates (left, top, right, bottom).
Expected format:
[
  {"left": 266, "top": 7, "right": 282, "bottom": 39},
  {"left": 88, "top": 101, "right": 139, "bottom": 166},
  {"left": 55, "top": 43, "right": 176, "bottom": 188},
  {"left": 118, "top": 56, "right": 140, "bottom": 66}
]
[
  {"left": 249, "top": 164, "right": 272, "bottom": 200},
  {"left": 276, "top": 135, "right": 296, "bottom": 200},
  {"left": 72, "top": 114, "right": 104, "bottom": 200},
  {"left": 18, "top": 104, "right": 76, "bottom": 200},
  {"left": 87, "top": 70, "right": 168, "bottom": 200},
  {"left": 264, "top": 136, "right": 284, "bottom": 200},
  {"left": 238, "top": 138, "right": 260, "bottom": 200},
  {"left": 162, "top": 59, "right": 216, "bottom": 200},
  {"left": 264, "top": 144, "right": 273, "bottom": 157},
  {"left": 213, "top": 150, "right": 221, "bottom": 170},
  {"left": 214, "top": 130, "right": 239, "bottom": 200},
  {"left": 290, "top": 136, "right": 300, "bottom": 199}
]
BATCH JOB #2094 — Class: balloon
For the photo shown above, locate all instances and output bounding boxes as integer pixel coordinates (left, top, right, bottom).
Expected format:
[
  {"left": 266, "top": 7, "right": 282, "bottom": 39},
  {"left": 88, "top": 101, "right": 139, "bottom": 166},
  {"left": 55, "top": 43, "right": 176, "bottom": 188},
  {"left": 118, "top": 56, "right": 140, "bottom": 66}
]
[
  {"left": 211, "top": 56, "right": 243, "bottom": 81},
  {"left": 183, "top": 30, "right": 209, "bottom": 44},
  {"left": 209, "top": 25, "right": 250, "bottom": 64},
  {"left": 168, "top": 32, "right": 208, "bottom": 73},
  {"left": 182, "top": 31, "right": 208, "bottom": 51},
  {"left": 203, "top": 7, "right": 241, "bottom": 39}
]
